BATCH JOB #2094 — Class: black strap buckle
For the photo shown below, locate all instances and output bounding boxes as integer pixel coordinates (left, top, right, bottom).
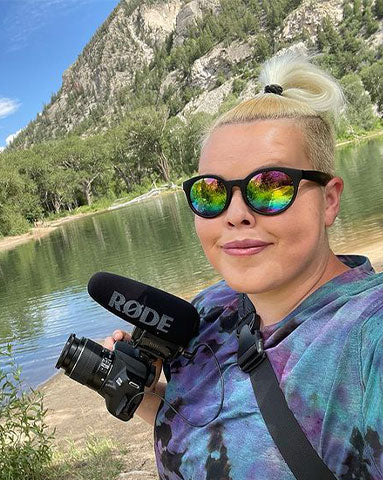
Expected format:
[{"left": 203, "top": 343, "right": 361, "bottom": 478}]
[{"left": 237, "top": 323, "right": 266, "bottom": 373}]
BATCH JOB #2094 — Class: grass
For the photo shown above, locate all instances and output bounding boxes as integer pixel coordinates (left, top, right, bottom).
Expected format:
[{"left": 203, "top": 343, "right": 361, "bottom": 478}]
[
  {"left": 335, "top": 123, "right": 382, "bottom": 144},
  {"left": 43, "top": 434, "right": 128, "bottom": 480}
]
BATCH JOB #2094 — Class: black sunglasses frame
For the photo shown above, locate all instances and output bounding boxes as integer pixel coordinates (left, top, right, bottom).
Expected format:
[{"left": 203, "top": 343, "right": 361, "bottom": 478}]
[{"left": 182, "top": 167, "right": 333, "bottom": 218}]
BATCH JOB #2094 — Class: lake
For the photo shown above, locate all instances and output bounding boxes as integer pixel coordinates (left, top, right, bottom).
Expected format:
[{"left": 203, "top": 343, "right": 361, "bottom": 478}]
[{"left": 0, "top": 136, "right": 382, "bottom": 389}]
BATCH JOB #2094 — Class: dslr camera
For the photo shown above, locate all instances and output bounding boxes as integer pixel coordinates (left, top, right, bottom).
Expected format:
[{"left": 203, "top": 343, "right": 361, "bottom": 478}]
[{"left": 55, "top": 272, "right": 199, "bottom": 421}]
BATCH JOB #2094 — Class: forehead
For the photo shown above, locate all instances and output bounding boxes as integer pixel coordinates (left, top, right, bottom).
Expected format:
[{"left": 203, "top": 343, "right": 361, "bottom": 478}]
[{"left": 199, "top": 119, "right": 311, "bottom": 176}]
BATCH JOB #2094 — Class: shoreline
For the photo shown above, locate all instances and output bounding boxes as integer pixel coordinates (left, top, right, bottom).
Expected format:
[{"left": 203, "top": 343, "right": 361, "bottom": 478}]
[
  {"left": 0, "top": 187, "right": 180, "bottom": 254},
  {"left": 335, "top": 130, "right": 382, "bottom": 147},
  {"left": 0, "top": 213, "right": 92, "bottom": 253},
  {"left": 0, "top": 130, "right": 382, "bottom": 255}
]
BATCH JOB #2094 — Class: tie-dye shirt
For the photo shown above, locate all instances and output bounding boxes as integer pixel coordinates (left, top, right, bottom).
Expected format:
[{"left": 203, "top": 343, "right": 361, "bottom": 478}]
[{"left": 154, "top": 255, "right": 383, "bottom": 480}]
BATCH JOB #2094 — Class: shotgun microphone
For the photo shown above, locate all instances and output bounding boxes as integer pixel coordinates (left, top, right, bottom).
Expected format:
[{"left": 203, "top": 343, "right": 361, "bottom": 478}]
[
  {"left": 55, "top": 273, "right": 225, "bottom": 425},
  {"left": 87, "top": 272, "right": 200, "bottom": 360}
]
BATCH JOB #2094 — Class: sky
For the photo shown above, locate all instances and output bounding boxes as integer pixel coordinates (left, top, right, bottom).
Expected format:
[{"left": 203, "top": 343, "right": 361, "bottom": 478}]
[{"left": 0, "top": 0, "right": 120, "bottom": 150}]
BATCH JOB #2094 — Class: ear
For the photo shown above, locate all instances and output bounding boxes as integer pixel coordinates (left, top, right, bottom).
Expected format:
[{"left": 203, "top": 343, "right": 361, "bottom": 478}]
[{"left": 324, "top": 176, "right": 344, "bottom": 227}]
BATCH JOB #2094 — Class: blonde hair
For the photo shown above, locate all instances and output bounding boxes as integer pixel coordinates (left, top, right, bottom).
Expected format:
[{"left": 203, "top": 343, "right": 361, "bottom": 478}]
[{"left": 201, "top": 51, "right": 346, "bottom": 175}]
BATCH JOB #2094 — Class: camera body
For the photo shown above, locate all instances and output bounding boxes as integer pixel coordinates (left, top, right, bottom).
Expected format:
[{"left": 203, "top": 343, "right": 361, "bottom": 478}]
[{"left": 56, "top": 334, "right": 156, "bottom": 421}]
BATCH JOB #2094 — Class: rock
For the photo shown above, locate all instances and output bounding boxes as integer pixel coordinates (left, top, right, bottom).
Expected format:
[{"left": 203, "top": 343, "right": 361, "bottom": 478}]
[
  {"left": 140, "top": 0, "right": 182, "bottom": 44},
  {"left": 174, "top": 0, "right": 221, "bottom": 46},
  {"left": 275, "top": 41, "right": 309, "bottom": 59},
  {"left": 277, "top": 0, "right": 344, "bottom": 43},
  {"left": 180, "top": 79, "right": 233, "bottom": 118},
  {"left": 190, "top": 40, "right": 253, "bottom": 89},
  {"left": 43, "top": 1, "right": 184, "bottom": 139},
  {"left": 159, "top": 70, "right": 184, "bottom": 96},
  {"left": 239, "top": 79, "right": 258, "bottom": 101}
]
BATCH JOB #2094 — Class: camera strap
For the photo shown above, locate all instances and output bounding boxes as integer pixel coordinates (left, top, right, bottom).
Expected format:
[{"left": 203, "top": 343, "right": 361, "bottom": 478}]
[{"left": 237, "top": 293, "right": 338, "bottom": 480}]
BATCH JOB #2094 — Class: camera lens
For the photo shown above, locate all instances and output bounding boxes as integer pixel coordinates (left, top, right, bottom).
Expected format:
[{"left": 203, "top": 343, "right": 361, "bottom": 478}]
[
  {"left": 55, "top": 333, "right": 82, "bottom": 371},
  {"left": 56, "top": 333, "right": 114, "bottom": 392}
]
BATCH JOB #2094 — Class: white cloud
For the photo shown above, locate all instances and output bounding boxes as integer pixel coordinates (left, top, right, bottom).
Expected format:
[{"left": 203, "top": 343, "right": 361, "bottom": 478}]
[
  {"left": 0, "top": 98, "right": 20, "bottom": 119},
  {"left": 6, "top": 129, "right": 23, "bottom": 146}
]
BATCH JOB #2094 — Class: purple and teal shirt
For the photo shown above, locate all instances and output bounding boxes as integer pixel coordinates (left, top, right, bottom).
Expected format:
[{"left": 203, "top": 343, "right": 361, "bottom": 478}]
[{"left": 154, "top": 255, "right": 383, "bottom": 480}]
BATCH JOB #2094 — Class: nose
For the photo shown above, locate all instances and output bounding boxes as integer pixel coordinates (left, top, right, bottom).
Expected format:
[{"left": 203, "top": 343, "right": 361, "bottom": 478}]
[{"left": 224, "top": 187, "right": 257, "bottom": 227}]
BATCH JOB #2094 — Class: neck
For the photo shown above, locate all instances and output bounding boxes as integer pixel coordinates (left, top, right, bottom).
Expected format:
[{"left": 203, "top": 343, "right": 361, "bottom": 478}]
[{"left": 247, "top": 251, "right": 350, "bottom": 329}]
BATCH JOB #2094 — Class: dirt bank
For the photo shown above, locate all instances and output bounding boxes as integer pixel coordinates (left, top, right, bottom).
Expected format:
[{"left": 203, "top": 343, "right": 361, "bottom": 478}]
[
  {"left": 0, "top": 212, "right": 100, "bottom": 253},
  {"left": 39, "top": 369, "right": 166, "bottom": 479}
]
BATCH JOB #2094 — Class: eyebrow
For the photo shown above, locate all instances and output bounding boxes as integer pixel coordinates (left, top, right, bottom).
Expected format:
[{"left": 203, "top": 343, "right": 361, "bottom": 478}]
[
  {"left": 255, "top": 161, "right": 292, "bottom": 169},
  {"left": 199, "top": 161, "right": 293, "bottom": 176}
]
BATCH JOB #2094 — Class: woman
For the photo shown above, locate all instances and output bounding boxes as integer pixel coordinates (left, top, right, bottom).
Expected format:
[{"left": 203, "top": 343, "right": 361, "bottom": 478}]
[{"left": 104, "top": 52, "right": 382, "bottom": 479}]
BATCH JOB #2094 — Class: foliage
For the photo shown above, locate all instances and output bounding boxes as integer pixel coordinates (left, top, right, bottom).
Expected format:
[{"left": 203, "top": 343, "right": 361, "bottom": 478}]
[
  {"left": 0, "top": 344, "right": 54, "bottom": 480},
  {"left": 340, "top": 73, "right": 378, "bottom": 130},
  {"left": 359, "top": 60, "right": 383, "bottom": 114}
]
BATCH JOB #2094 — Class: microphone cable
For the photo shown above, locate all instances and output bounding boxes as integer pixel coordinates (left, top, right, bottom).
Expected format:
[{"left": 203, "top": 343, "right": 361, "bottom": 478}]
[{"left": 126, "top": 342, "right": 224, "bottom": 428}]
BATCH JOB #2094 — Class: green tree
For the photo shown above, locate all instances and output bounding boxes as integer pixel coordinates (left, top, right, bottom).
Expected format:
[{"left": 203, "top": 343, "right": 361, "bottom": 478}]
[
  {"left": 0, "top": 154, "right": 41, "bottom": 236},
  {"left": 353, "top": 0, "right": 362, "bottom": 17},
  {"left": 340, "top": 73, "right": 378, "bottom": 130},
  {"left": 165, "top": 112, "right": 213, "bottom": 176},
  {"left": 30, "top": 141, "right": 81, "bottom": 213},
  {"left": 362, "top": 0, "right": 380, "bottom": 35},
  {"left": 123, "top": 106, "right": 174, "bottom": 182},
  {"left": 360, "top": 61, "right": 383, "bottom": 114}
]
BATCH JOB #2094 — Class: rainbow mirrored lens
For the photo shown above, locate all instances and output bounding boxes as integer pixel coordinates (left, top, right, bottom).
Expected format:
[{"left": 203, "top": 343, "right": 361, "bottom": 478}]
[
  {"left": 190, "top": 177, "right": 227, "bottom": 217},
  {"left": 246, "top": 170, "right": 294, "bottom": 213}
]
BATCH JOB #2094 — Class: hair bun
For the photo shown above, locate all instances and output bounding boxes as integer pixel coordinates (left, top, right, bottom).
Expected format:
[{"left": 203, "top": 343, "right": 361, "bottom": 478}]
[{"left": 258, "top": 51, "right": 346, "bottom": 117}]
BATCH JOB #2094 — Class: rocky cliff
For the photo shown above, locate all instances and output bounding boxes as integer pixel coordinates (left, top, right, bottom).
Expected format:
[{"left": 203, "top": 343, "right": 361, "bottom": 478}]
[{"left": 10, "top": 0, "right": 383, "bottom": 149}]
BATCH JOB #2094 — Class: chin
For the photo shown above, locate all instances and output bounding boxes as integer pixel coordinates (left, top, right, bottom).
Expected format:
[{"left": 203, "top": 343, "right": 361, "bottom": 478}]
[{"left": 220, "top": 270, "right": 273, "bottom": 294}]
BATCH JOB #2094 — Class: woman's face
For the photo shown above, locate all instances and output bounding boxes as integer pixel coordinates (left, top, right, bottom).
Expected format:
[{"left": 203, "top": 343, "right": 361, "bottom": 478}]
[{"left": 195, "top": 119, "right": 341, "bottom": 294}]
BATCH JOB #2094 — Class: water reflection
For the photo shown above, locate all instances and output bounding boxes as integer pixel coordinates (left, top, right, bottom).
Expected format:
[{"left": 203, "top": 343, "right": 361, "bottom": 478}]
[{"left": 329, "top": 137, "right": 383, "bottom": 268}]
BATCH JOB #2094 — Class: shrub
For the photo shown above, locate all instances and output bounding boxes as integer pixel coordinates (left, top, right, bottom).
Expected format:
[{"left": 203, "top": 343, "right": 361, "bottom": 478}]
[
  {"left": 0, "top": 205, "right": 30, "bottom": 237},
  {"left": 0, "top": 345, "right": 54, "bottom": 480}
]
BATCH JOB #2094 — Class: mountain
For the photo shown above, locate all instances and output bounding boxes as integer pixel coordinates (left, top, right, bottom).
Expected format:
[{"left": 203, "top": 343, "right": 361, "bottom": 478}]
[{"left": 9, "top": 0, "right": 383, "bottom": 150}]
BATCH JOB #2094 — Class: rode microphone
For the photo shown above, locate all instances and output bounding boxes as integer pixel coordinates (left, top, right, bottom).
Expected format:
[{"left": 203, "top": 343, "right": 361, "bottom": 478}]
[{"left": 87, "top": 272, "right": 200, "bottom": 360}]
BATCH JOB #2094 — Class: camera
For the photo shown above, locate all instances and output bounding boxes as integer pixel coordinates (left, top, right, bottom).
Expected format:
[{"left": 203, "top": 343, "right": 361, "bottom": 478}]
[
  {"left": 55, "top": 333, "right": 156, "bottom": 421},
  {"left": 55, "top": 272, "right": 200, "bottom": 422}
]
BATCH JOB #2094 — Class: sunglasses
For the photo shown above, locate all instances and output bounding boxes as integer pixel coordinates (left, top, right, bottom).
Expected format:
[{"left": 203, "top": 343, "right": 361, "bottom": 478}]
[{"left": 182, "top": 167, "right": 333, "bottom": 218}]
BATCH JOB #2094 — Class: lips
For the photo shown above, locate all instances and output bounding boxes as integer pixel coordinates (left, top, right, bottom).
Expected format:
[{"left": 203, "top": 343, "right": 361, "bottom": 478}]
[
  {"left": 222, "top": 239, "right": 271, "bottom": 249},
  {"left": 222, "top": 239, "right": 272, "bottom": 256}
]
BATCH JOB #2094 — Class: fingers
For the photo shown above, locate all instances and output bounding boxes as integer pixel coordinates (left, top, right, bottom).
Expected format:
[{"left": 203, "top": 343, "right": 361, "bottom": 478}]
[
  {"left": 103, "top": 330, "right": 131, "bottom": 350},
  {"left": 113, "top": 330, "right": 131, "bottom": 342},
  {"left": 103, "top": 336, "right": 115, "bottom": 350}
]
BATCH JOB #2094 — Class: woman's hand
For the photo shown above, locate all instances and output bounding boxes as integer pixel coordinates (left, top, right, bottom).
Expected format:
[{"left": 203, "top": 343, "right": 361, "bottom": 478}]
[
  {"left": 103, "top": 329, "right": 164, "bottom": 393},
  {"left": 103, "top": 329, "right": 131, "bottom": 351},
  {"left": 103, "top": 329, "right": 166, "bottom": 425}
]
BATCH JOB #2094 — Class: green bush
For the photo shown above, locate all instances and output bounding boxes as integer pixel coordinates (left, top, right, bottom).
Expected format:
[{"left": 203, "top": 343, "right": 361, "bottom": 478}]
[
  {"left": 232, "top": 77, "right": 246, "bottom": 95},
  {"left": 0, "top": 345, "right": 54, "bottom": 480},
  {"left": 0, "top": 206, "right": 31, "bottom": 237}
]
